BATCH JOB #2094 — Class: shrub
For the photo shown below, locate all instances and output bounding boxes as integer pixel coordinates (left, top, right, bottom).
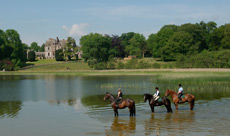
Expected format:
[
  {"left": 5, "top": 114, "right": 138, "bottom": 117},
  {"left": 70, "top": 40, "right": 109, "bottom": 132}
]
[
  {"left": 0, "top": 60, "right": 14, "bottom": 71},
  {"left": 137, "top": 60, "right": 151, "bottom": 69},
  {"left": 125, "top": 59, "right": 138, "bottom": 69},
  {"left": 94, "top": 62, "right": 107, "bottom": 70},
  {"left": 116, "top": 61, "right": 125, "bottom": 69},
  {"left": 55, "top": 49, "right": 64, "bottom": 61},
  {"left": 28, "top": 51, "right": 36, "bottom": 61},
  {"left": 152, "top": 63, "right": 161, "bottom": 69}
]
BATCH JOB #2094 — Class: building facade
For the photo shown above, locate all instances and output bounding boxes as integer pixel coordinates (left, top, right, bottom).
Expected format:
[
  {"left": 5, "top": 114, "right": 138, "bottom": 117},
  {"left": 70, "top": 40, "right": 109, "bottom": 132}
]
[{"left": 45, "top": 37, "right": 67, "bottom": 59}]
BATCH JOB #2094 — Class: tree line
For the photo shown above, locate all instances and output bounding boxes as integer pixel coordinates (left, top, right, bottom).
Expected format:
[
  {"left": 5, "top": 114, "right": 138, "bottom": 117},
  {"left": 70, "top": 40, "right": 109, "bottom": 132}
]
[
  {"left": 1, "top": 21, "right": 230, "bottom": 70},
  {"left": 80, "top": 21, "right": 230, "bottom": 69}
]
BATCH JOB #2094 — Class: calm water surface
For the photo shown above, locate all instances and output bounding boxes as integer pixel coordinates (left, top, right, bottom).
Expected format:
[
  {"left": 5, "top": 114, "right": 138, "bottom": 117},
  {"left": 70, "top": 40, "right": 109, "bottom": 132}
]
[{"left": 0, "top": 75, "right": 229, "bottom": 136}]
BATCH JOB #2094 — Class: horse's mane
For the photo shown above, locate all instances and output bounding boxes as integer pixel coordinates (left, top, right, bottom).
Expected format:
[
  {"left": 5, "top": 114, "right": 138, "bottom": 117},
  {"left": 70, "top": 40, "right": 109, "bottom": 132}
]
[
  {"left": 105, "top": 92, "right": 116, "bottom": 98},
  {"left": 166, "top": 89, "right": 177, "bottom": 95},
  {"left": 144, "top": 93, "right": 153, "bottom": 96}
]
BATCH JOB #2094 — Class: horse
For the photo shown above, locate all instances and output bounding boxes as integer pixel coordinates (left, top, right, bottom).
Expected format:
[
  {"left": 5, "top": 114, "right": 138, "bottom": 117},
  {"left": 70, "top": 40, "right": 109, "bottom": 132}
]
[
  {"left": 144, "top": 93, "right": 173, "bottom": 113},
  {"left": 165, "top": 89, "right": 195, "bottom": 110},
  {"left": 103, "top": 92, "right": 136, "bottom": 117}
]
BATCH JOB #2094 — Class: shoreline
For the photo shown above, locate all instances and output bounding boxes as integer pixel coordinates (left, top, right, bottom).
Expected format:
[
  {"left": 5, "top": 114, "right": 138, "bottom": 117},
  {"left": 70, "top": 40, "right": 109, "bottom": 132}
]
[{"left": 0, "top": 68, "right": 230, "bottom": 76}]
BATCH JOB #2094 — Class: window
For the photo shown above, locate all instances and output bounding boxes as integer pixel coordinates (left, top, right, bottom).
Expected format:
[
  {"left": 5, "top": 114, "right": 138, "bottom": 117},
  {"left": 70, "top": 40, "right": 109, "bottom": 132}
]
[{"left": 48, "top": 53, "right": 50, "bottom": 56}]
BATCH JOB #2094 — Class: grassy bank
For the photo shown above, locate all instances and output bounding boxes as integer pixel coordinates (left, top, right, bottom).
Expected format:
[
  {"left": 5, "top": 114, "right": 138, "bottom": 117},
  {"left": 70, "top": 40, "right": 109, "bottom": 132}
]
[{"left": 1, "top": 69, "right": 230, "bottom": 76}]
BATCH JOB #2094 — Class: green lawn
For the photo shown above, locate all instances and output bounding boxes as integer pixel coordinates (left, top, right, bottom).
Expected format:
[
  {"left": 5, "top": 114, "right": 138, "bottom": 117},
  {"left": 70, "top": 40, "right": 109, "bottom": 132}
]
[{"left": 26, "top": 59, "right": 58, "bottom": 66}]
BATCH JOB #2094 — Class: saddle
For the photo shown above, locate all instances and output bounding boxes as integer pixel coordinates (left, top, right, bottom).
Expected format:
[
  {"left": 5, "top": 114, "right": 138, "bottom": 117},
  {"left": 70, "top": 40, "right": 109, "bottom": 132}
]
[{"left": 115, "top": 99, "right": 123, "bottom": 104}]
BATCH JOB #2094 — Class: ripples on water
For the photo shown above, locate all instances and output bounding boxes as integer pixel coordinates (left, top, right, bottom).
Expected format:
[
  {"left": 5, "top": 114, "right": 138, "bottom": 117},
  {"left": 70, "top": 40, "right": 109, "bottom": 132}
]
[{"left": 0, "top": 75, "right": 230, "bottom": 136}]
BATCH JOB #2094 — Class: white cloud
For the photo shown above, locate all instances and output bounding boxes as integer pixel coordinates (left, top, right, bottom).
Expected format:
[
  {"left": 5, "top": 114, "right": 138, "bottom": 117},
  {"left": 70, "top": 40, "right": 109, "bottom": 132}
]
[{"left": 62, "top": 23, "right": 89, "bottom": 37}]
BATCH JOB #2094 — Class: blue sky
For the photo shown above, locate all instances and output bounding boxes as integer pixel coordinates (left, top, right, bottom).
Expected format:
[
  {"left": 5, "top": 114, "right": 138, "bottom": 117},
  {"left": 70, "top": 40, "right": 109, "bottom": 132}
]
[{"left": 1, "top": 0, "right": 230, "bottom": 45}]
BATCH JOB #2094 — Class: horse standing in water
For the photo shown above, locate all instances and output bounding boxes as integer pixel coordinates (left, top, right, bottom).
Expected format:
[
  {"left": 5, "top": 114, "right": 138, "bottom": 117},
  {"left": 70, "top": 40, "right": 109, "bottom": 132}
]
[
  {"left": 165, "top": 89, "right": 195, "bottom": 110},
  {"left": 103, "top": 92, "right": 136, "bottom": 117},
  {"left": 144, "top": 93, "right": 173, "bottom": 113}
]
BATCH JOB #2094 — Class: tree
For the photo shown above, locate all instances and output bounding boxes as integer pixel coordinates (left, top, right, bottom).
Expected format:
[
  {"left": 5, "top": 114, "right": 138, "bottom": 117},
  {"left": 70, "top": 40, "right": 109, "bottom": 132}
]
[
  {"left": 40, "top": 43, "right": 45, "bottom": 52},
  {"left": 161, "top": 31, "right": 193, "bottom": 61},
  {"left": 64, "top": 37, "right": 76, "bottom": 61},
  {"left": 28, "top": 50, "right": 36, "bottom": 61},
  {"left": 221, "top": 24, "right": 230, "bottom": 49},
  {"left": 147, "top": 25, "right": 177, "bottom": 58},
  {"left": 30, "top": 42, "right": 41, "bottom": 52},
  {"left": 178, "top": 23, "right": 206, "bottom": 52},
  {"left": 5, "top": 29, "right": 26, "bottom": 67},
  {"left": 109, "top": 35, "right": 125, "bottom": 58},
  {"left": 209, "top": 25, "right": 225, "bottom": 51},
  {"left": 55, "top": 49, "right": 64, "bottom": 61},
  {"left": 126, "top": 33, "right": 146, "bottom": 58},
  {"left": 80, "top": 33, "right": 112, "bottom": 62}
]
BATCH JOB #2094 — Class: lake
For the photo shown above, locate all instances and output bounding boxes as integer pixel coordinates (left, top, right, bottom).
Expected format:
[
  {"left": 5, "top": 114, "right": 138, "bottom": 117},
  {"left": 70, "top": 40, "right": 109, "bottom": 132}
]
[{"left": 0, "top": 74, "right": 230, "bottom": 136}]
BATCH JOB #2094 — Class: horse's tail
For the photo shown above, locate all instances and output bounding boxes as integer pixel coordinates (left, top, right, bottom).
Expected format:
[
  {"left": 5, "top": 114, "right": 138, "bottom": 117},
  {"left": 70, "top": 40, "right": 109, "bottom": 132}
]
[{"left": 165, "top": 97, "right": 173, "bottom": 113}]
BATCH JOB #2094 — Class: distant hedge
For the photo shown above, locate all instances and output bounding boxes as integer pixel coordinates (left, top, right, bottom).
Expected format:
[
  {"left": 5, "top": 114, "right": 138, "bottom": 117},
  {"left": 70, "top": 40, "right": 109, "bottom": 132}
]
[{"left": 176, "top": 50, "right": 230, "bottom": 68}]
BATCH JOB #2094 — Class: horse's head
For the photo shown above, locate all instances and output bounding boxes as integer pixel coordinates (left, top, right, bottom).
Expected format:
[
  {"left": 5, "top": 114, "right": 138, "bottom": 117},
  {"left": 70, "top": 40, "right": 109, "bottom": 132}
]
[
  {"left": 165, "top": 89, "right": 170, "bottom": 97},
  {"left": 103, "top": 92, "right": 110, "bottom": 100},
  {"left": 144, "top": 93, "right": 152, "bottom": 102}
]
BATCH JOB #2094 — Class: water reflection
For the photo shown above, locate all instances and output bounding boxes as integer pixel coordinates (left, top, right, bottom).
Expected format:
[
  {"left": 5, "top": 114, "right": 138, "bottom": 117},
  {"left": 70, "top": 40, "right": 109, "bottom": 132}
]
[
  {"left": 144, "top": 111, "right": 195, "bottom": 135},
  {"left": 105, "top": 117, "right": 136, "bottom": 136},
  {"left": 0, "top": 101, "right": 22, "bottom": 118}
]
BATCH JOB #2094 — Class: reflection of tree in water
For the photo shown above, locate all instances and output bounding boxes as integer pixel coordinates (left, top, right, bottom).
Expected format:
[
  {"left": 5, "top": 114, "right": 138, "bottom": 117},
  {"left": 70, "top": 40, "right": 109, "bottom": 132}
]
[
  {"left": 0, "top": 101, "right": 22, "bottom": 118},
  {"left": 145, "top": 111, "right": 195, "bottom": 135},
  {"left": 105, "top": 117, "right": 136, "bottom": 136}
]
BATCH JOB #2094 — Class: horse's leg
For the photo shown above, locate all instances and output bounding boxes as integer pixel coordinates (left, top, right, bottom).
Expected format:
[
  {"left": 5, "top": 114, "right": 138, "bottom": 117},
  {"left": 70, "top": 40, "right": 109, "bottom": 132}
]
[
  {"left": 114, "top": 108, "right": 118, "bottom": 116},
  {"left": 133, "top": 104, "right": 136, "bottom": 116},
  {"left": 151, "top": 105, "right": 154, "bottom": 113},
  {"left": 129, "top": 107, "right": 132, "bottom": 117},
  {"left": 189, "top": 99, "right": 195, "bottom": 110},
  {"left": 174, "top": 102, "right": 178, "bottom": 110}
]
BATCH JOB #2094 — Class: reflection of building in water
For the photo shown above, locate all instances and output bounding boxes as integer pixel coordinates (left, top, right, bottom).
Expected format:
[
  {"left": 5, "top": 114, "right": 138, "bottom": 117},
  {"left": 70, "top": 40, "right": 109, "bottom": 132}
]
[
  {"left": 105, "top": 117, "right": 136, "bottom": 136},
  {"left": 0, "top": 101, "right": 22, "bottom": 118}
]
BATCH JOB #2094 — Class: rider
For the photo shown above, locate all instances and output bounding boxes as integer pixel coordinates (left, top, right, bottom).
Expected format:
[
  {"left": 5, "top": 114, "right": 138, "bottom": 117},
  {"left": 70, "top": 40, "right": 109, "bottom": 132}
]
[
  {"left": 178, "top": 84, "right": 184, "bottom": 102},
  {"left": 115, "top": 88, "right": 123, "bottom": 107},
  {"left": 153, "top": 87, "right": 160, "bottom": 103}
]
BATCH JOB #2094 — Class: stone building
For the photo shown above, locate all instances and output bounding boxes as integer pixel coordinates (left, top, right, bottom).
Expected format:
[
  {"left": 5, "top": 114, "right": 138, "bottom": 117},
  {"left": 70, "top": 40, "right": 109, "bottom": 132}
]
[{"left": 45, "top": 37, "right": 67, "bottom": 59}]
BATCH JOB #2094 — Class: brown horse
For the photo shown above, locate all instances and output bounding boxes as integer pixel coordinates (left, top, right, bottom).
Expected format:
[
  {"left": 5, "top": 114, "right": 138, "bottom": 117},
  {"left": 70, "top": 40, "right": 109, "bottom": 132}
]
[
  {"left": 144, "top": 93, "right": 173, "bottom": 113},
  {"left": 165, "top": 89, "right": 195, "bottom": 110},
  {"left": 103, "top": 92, "right": 136, "bottom": 117}
]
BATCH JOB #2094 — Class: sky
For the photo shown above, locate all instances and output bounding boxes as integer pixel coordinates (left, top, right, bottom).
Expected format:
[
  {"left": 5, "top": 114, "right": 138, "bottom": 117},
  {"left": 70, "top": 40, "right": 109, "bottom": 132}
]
[{"left": 1, "top": 0, "right": 230, "bottom": 46}]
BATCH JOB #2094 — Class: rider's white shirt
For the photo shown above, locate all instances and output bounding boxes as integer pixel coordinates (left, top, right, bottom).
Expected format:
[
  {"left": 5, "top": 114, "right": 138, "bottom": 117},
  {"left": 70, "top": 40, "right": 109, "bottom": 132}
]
[{"left": 178, "top": 87, "right": 183, "bottom": 93}]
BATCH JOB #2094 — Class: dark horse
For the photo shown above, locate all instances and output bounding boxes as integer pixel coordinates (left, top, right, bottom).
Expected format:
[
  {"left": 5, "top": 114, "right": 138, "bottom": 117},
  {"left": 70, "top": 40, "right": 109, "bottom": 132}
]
[
  {"left": 144, "top": 93, "right": 173, "bottom": 113},
  {"left": 103, "top": 92, "right": 136, "bottom": 117},
  {"left": 165, "top": 89, "right": 195, "bottom": 110}
]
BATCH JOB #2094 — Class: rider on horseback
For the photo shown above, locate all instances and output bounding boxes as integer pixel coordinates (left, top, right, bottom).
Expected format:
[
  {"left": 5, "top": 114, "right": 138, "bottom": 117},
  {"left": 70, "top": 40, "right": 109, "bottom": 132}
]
[
  {"left": 178, "top": 84, "right": 184, "bottom": 102},
  {"left": 153, "top": 87, "right": 160, "bottom": 104},
  {"left": 115, "top": 88, "right": 123, "bottom": 107}
]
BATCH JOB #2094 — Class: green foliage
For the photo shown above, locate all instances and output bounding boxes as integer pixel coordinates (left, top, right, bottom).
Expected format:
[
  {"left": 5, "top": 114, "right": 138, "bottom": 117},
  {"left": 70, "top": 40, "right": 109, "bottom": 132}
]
[
  {"left": 126, "top": 33, "right": 146, "bottom": 58},
  {"left": 137, "top": 60, "right": 151, "bottom": 69},
  {"left": 28, "top": 51, "right": 36, "bottom": 61},
  {"left": 80, "top": 33, "right": 112, "bottom": 62},
  {"left": 177, "top": 50, "right": 230, "bottom": 68},
  {"left": 152, "top": 63, "right": 161, "bottom": 69},
  {"left": 125, "top": 59, "right": 138, "bottom": 69},
  {"left": 93, "top": 62, "right": 107, "bottom": 70},
  {"left": 55, "top": 49, "right": 64, "bottom": 61},
  {"left": 116, "top": 61, "right": 125, "bottom": 69},
  {"left": 30, "top": 42, "right": 41, "bottom": 52},
  {"left": 107, "top": 58, "right": 116, "bottom": 69},
  {"left": 0, "top": 60, "right": 15, "bottom": 71},
  {"left": 221, "top": 24, "right": 230, "bottom": 49},
  {"left": 161, "top": 31, "right": 193, "bottom": 61},
  {"left": 147, "top": 25, "right": 177, "bottom": 58},
  {"left": 0, "top": 29, "right": 26, "bottom": 69},
  {"left": 64, "top": 37, "right": 76, "bottom": 61}
]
